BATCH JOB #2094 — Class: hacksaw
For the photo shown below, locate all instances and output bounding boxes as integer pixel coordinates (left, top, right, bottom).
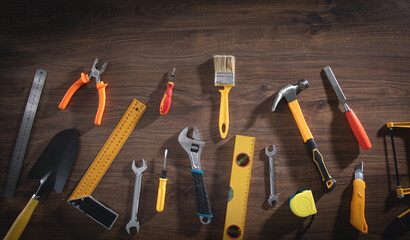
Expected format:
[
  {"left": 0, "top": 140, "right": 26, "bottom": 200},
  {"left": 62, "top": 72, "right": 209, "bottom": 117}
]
[
  {"left": 3, "top": 69, "right": 47, "bottom": 198},
  {"left": 68, "top": 98, "right": 146, "bottom": 229},
  {"left": 223, "top": 135, "right": 255, "bottom": 240}
]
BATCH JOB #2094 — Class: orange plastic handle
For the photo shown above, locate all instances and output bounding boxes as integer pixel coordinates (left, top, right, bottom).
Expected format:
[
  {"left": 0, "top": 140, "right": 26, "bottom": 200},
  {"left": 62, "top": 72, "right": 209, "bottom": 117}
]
[
  {"left": 345, "top": 109, "right": 372, "bottom": 150},
  {"left": 95, "top": 81, "right": 108, "bottom": 125},
  {"left": 58, "top": 73, "right": 90, "bottom": 109},
  {"left": 350, "top": 178, "right": 368, "bottom": 233}
]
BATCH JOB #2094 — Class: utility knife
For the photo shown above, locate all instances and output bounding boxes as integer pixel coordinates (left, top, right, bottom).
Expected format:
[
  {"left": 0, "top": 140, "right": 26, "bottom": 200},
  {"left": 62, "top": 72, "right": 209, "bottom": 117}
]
[{"left": 350, "top": 162, "right": 368, "bottom": 233}]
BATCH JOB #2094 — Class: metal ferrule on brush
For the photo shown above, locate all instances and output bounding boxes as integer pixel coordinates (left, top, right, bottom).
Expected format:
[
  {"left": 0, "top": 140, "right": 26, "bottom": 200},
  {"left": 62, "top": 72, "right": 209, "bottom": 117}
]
[{"left": 215, "top": 72, "right": 235, "bottom": 85}]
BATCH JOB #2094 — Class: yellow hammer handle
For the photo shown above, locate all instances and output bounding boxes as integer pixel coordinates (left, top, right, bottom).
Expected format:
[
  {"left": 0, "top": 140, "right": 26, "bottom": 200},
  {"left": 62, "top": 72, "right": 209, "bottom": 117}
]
[
  {"left": 350, "top": 179, "right": 368, "bottom": 233},
  {"left": 5, "top": 197, "right": 39, "bottom": 240},
  {"left": 288, "top": 100, "right": 313, "bottom": 142},
  {"left": 156, "top": 178, "right": 167, "bottom": 212},
  {"left": 218, "top": 86, "right": 233, "bottom": 139}
]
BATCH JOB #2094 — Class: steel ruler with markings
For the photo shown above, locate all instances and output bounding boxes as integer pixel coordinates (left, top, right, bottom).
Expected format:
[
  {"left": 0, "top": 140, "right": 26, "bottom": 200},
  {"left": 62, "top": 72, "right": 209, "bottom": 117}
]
[
  {"left": 223, "top": 135, "right": 255, "bottom": 240},
  {"left": 3, "top": 69, "right": 47, "bottom": 198},
  {"left": 68, "top": 98, "right": 147, "bottom": 229}
]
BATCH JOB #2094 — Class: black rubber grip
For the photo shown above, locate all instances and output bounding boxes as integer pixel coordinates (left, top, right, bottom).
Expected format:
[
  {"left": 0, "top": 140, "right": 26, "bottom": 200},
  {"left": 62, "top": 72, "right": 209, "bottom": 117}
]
[
  {"left": 160, "top": 169, "right": 167, "bottom": 178},
  {"left": 305, "top": 138, "right": 336, "bottom": 193},
  {"left": 191, "top": 171, "right": 213, "bottom": 217}
]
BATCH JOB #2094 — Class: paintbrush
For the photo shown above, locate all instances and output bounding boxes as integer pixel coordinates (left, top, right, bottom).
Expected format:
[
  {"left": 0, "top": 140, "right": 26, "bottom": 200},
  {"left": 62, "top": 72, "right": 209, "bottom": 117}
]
[{"left": 214, "top": 55, "right": 235, "bottom": 139}]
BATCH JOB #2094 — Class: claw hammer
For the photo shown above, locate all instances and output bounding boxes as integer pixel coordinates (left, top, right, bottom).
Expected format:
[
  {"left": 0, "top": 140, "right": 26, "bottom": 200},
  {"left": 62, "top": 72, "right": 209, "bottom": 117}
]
[{"left": 271, "top": 79, "right": 336, "bottom": 193}]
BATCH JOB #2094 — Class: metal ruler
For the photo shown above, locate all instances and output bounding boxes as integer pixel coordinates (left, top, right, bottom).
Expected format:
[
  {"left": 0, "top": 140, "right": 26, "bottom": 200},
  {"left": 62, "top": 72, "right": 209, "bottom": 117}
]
[
  {"left": 68, "top": 98, "right": 146, "bottom": 229},
  {"left": 223, "top": 135, "right": 255, "bottom": 240},
  {"left": 3, "top": 69, "right": 47, "bottom": 198}
]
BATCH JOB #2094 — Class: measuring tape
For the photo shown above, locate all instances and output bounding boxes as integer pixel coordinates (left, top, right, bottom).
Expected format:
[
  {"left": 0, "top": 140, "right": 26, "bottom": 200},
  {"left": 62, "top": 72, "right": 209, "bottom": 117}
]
[
  {"left": 223, "top": 135, "right": 255, "bottom": 240},
  {"left": 3, "top": 69, "right": 47, "bottom": 198},
  {"left": 68, "top": 98, "right": 147, "bottom": 229}
]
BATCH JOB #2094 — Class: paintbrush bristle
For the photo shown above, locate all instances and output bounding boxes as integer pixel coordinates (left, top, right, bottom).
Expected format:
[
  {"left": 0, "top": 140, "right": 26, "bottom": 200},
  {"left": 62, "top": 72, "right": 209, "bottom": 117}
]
[{"left": 214, "top": 55, "right": 235, "bottom": 73}]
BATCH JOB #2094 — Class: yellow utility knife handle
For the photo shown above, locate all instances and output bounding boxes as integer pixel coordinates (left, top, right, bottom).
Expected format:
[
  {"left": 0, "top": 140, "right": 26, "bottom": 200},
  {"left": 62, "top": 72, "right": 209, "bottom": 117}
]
[
  {"left": 350, "top": 179, "right": 368, "bottom": 233},
  {"left": 5, "top": 197, "right": 39, "bottom": 240},
  {"left": 218, "top": 86, "right": 233, "bottom": 139},
  {"left": 156, "top": 178, "right": 167, "bottom": 212}
]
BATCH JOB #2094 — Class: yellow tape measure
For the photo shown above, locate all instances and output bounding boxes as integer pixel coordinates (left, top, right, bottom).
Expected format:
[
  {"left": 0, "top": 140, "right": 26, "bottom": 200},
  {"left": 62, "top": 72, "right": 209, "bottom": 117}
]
[
  {"left": 223, "top": 135, "right": 255, "bottom": 240},
  {"left": 69, "top": 98, "right": 147, "bottom": 200}
]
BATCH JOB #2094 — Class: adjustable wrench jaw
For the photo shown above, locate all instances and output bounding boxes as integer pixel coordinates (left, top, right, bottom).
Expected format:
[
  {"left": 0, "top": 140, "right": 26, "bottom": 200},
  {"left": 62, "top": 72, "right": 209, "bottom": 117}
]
[{"left": 178, "top": 127, "right": 205, "bottom": 171}]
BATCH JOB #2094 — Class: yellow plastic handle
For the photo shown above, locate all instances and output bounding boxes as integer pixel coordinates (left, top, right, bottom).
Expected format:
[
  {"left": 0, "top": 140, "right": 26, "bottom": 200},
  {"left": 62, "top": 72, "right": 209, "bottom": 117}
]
[
  {"left": 350, "top": 179, "right": 368, "bottom": 233},
  {"left": 288, "top": 100, "right": 313, "bottom": 142},
  {"left": 156, "top": 178, "right": 167, "bottom": 212},
  {"left": 218, "top": 86, "right": 233, "bottom": 139},
  {"left": 5, "top": 197, "right": 39, "bottom": 240},
  {"left": 58, "top": 73, "right": 90, "bottom": 109},
  {"left": 95, "top": 81, "right": 108, "bottom": 125}
]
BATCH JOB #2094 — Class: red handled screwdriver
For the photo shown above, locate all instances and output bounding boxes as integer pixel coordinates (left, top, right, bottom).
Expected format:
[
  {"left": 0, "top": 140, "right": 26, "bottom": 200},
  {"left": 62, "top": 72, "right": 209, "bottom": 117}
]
[{"left": 160, "top": 68, "right": 176, "bottom": 115}]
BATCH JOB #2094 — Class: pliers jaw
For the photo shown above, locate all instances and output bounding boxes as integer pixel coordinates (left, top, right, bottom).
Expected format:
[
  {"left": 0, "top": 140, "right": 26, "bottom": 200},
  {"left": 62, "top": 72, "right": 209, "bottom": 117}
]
[
  {"left": 178, "top": 127, "right": 205, "bottom": 171},
  {"left": 89, "top": 58, "right": 108, "bottom": 83}
]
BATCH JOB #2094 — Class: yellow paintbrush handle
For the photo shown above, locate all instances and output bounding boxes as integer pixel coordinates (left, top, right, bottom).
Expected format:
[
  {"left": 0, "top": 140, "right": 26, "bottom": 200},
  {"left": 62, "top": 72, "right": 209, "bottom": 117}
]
[
  {"left": 156, "top": 178, "right": 167, "bottom": 212},
  {"left": 350, "top": 179, "right": 368, "bottom": 233},
  {"left": 5, "top": 197, "right": 39, "bottom": 240},
  {"left": 218, "top": 86, "right": 233, "bottom": 139}
]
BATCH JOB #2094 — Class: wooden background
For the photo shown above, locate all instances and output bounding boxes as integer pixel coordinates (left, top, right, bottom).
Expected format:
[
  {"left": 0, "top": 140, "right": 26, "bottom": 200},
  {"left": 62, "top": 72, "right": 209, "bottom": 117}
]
[{"left": 1, "top": 0, "right": 409, "bottom": 239}]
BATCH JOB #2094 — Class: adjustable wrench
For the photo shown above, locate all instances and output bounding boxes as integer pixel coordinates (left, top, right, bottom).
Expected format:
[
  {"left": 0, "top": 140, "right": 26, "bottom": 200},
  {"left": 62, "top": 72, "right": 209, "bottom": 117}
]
[
  {"left": 178, "top": 127, "right": 213, "bottom": 225},
  {"left": 126, "top": 159, "right": 147, "bottom": 234},
  {"left": 265, "top": 145, "right": 279, "bottom": 205}
]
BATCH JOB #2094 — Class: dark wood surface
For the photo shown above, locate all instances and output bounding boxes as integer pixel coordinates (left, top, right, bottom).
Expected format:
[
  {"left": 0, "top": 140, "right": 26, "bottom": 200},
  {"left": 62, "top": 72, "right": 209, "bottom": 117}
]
[{"left": 1, "top": 0, "right": 409, "bottom": 239}]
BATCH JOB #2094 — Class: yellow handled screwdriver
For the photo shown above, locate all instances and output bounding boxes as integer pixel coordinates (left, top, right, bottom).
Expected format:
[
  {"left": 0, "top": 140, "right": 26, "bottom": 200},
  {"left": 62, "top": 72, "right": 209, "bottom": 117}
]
[{"left": 156, "top": 149, "right": 168, "bottom": 212}]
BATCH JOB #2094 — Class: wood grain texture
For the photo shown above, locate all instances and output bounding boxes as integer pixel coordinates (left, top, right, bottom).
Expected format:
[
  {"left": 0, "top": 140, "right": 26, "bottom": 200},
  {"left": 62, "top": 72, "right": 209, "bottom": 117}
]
[{"left": 0, "top": 0, "right": 409, "bottom": 239}]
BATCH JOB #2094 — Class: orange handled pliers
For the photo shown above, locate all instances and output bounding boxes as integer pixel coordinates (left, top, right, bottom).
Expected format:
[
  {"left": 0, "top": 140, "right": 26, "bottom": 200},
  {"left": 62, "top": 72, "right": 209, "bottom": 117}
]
[{"left": 58, "top": 58, "right": 108, "bottom": 125}]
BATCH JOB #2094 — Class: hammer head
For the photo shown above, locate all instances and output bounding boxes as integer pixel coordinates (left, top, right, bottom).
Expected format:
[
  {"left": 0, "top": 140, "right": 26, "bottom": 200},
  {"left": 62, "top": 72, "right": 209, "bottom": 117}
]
[{"left": 271, "top": 79, "right": 309, "bottom": 112}]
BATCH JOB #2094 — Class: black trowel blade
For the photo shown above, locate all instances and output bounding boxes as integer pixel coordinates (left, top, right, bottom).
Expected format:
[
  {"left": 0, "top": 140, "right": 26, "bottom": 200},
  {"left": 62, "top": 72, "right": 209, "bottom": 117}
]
[{"left": 27, "top": 129, "right": 79, "bottom": 194}]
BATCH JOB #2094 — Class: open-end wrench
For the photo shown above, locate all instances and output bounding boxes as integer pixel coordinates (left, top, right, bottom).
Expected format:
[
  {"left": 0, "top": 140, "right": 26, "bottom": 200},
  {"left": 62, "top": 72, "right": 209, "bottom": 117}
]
[
  {"left": 178, "top": 126, "right": 213, "bottom": 225},
  {"left": 126, "top": 159, "right": 147, "bottom": 234},
  {"left": 265, "top": 145, "right": 279, "bottom": 205}
]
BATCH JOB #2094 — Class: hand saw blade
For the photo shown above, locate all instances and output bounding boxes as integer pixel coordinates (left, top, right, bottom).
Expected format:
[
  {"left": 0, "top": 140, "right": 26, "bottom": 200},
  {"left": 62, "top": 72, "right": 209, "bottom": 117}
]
[{"left": 3, "top": 69, "right": 47, "bottom": 198}]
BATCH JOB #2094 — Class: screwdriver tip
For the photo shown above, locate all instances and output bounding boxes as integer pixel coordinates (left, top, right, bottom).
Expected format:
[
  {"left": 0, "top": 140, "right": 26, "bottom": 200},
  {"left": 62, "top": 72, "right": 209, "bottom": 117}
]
[{"left": 163, "top": 149, "right": 168, "bottom": 170}]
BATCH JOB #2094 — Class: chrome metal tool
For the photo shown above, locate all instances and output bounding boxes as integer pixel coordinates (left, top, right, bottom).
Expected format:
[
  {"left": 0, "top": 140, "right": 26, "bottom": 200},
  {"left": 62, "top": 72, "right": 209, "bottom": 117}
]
[
  {"left": 265, "top": 145, "right": 279, "bottom": 205},
  {"left": 178, "top": 127, "right": 213, "bottom": 225},
  {"left": 4, "top": 70, "right": 47, "bottom": 198},
  {"left": 126, "top": 159, "right": 147, "bottom": 234}
]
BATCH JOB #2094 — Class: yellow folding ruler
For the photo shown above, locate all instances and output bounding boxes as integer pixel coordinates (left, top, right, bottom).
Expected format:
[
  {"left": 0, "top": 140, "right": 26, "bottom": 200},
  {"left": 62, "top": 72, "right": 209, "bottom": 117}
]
[
  {"left": 68, "top": 98, "right": 147, "bottom": 229},
  {"left": 223, "top": 135, "right": 255, "bottom": 240}
]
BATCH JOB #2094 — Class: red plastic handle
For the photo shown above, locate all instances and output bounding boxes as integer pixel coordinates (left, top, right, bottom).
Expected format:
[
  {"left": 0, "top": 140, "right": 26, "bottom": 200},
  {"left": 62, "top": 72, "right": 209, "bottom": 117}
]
[
  {"left": 58, "top": 73, "right": 90, "bottom": 109},
  {"left": 160, "top": 82, "right": 174, "bottom": 115},
  {"left": 95, "top": 81, "right": 108, "bottom": 125},
  {"left": 345, "top": 109, "right": 372, "bottom": 150}
]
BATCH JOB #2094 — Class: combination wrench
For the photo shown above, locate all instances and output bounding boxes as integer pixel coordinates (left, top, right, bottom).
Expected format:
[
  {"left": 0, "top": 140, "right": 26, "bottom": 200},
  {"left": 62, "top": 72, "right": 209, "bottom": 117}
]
[
  {"left": 126, "top": 159, "right": 147, "bottom": 234},
  {"left": 265, "top": 145, "right": 279, "bottom": 205}
]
